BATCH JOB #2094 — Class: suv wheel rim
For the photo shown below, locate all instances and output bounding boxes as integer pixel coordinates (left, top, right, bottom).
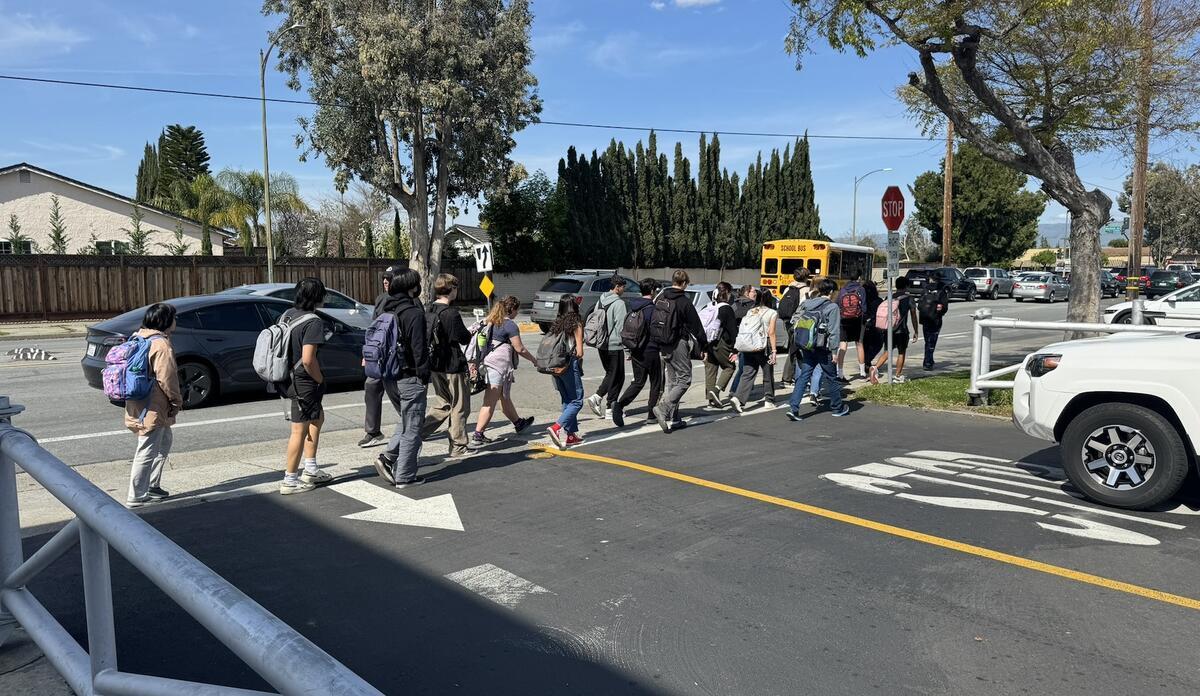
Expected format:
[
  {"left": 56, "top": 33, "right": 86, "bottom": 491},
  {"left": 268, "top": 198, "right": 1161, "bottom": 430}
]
[
  {"left": 1081, "top": 424, "right": 1156, "bottom": 490},
  {"left": 179, "top": 364, "right": 212, "bottom": 408}
]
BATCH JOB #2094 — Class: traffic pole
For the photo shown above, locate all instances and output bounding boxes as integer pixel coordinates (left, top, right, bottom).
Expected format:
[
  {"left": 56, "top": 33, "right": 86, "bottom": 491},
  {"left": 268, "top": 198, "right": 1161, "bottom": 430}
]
[{"left": 886, "top": 276, "right": 894, "bottom": 384}]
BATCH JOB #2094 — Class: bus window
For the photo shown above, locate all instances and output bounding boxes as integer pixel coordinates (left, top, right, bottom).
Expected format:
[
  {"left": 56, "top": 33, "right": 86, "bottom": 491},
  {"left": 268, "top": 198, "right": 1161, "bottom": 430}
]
[
  {"left": 763, "top": 257, "right": 779, "bottom": 275},
  {"left": 781, "top": 258, "right": 806, "bottom": 276},
  {"left": 828, "top": 251, "right": 842, "bottom": 278},
  {"left": 843, "top": 251, "right": 870, "bottom": 280},
  {"left": 807, "top": 258, "right": 823, "bottom": 275}
]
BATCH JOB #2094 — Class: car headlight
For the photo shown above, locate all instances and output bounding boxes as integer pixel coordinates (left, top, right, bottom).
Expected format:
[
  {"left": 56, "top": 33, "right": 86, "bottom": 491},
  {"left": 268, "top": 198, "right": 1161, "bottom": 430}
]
[
  {"left": 1026, "top": 353, "right": 1062, "bottom": 378},
  {"left": 1104, "top": 307, "right": 1118, "bottom": 314}
]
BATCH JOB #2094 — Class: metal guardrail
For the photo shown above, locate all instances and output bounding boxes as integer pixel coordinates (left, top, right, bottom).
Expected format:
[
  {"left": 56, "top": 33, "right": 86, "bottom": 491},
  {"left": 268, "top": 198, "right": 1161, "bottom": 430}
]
[
  {"left": 0, "top": 396, "right": 383, "bottom": 696},
  {"left": 966, "top": 308, "right": 1195, "bottom": 405}
]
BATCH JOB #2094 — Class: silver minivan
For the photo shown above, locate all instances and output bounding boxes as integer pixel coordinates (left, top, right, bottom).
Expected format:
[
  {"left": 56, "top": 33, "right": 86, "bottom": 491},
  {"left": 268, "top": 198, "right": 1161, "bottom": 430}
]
[{"left": 964, "top": 267, "right": 1015, "bottom": 299}]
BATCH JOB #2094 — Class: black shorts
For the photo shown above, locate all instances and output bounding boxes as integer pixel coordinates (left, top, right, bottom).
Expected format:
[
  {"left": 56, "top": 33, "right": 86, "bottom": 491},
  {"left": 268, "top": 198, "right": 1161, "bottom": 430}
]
[
  {"left": 840, "top": 318, "right": 863, "bottom": 342},
  {"left": 287, "top": 376, "right": 325, "bottom": 422},
  {"left": 890, "top": 331, "right": 910, "bottom": 355}
]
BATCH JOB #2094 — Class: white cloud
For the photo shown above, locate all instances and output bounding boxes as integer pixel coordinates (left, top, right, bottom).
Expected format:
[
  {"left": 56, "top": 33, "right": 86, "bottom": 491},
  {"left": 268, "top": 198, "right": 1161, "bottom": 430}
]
[
  {"left": 650, "top": 1, "right": 666, "bottom": 9},
  {"left": 0, "top": 11, "right": 87, "bottom": 62},
  {"left": 589, "top": 31, "right": 760, "bottom": 76},
  {"left": 675, "top": 0, "right": 722, "bottom": 7},
  {"left": 533, "top": 20, "right": 585, "bottom": 53},
  {"left": 23, "top": 140, "right": 124, "bottom": 161}
]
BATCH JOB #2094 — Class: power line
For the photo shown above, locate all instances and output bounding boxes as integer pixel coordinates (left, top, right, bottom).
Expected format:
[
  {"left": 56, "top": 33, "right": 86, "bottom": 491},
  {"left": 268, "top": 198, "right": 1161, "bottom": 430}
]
[{"left": 0, "top": 72, "right": 935, "bottom": 142}]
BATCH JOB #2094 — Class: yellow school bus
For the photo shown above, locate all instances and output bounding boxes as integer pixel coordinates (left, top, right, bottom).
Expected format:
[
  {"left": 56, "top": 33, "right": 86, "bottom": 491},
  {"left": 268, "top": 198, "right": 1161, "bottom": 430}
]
[{"left": 759, "top": 239, "right": 874, "bottom": 296}]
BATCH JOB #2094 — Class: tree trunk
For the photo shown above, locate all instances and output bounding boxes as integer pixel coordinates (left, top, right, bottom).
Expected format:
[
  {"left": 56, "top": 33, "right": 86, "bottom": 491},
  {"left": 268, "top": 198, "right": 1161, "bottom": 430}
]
[
  {"left": 407, "top": 133, "right": 432, "bottom": 294},
  {"left": 427, "top": 138, "right": 450, "bottom": 302},
  {"left": 1066, "top": 190, "right": 1112, "bottom": 331}
]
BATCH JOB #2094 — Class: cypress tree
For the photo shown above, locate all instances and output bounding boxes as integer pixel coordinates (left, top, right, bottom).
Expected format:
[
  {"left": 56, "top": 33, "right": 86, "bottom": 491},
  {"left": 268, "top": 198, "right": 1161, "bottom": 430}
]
[
  {"left": 362, "top": 221, "right": 376, "bottom": 258},
  {"left": 794, "top": 134, "right": 822, "bottom": 237},
  {"left": 670, "top": 143, "right": 695, "bottom": 267},
  {"left": 655, "top": 152, "right": 671, "bottom": 269},
  {"left": 696, "top": 134, "right": 711, "bottom": 267},
  {"left": 135, "top": 142, "right": 159, "bottom": 203},
  {"left": 337, "top": 228, "right": 346, "bottom": 258}
]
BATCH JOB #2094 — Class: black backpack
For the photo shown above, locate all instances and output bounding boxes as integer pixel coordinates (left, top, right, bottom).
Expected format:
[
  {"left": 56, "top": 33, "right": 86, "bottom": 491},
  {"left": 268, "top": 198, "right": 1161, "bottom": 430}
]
[
  {"left": 777, "top": 287, "right": 801, "bottom": 321},
  {"left": 648, "top": 293, "right": 681, "bottom": 346},
  {"left": 917, "top": 288, "right": 943, "bottom": 323},
  {"left": 425, "top": 304, "right": 450, "bottom": 372},
  {"left": 620, "top": 305, "right": 649, "bottom": 351}
]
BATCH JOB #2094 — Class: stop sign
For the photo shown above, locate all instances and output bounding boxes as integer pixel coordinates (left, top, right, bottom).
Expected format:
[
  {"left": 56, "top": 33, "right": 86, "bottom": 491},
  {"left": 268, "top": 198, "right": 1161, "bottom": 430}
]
[{"left": 881, "top": 186, "right": 905, "bottom": 231}]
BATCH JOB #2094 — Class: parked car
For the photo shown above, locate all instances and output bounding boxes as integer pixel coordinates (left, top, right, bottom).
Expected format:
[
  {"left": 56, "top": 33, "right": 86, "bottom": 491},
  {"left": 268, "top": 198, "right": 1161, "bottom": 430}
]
[
  {"left": 81, "top": 295, "right": 367, "bottom": 409},
  {"left": 1099, "top": 271, "right": 1122, "bottom": 299},
  {"left": 530, "top": 270, "right": 641, "bottom": 332},
  {"left": 1012, "top": 332, "right": 1199, "bottom": 509},
  {"left": 220, "top": 283, "right": 375, "bottom": 329},
  {"left": 1103, "top": 281, "right": 1200, "bottom": 325},
  {"left": 964, "top": 267, "right": 1015, "bottom": 300},
  {"left": 904, "top": 267, "right": 976, "bottom": 301},
  {"left": 1012, "top": 273, "right": 1070, "bottom": 302},
  {"left": 1166, "top": 263, "right": 1196, "bottom": 273},
  {"left": 1112, "top": 266, "right": 1156, "bottom": 291},
  {"left": 1145, "top": 270, "right": 1196, "bottom": 299}
]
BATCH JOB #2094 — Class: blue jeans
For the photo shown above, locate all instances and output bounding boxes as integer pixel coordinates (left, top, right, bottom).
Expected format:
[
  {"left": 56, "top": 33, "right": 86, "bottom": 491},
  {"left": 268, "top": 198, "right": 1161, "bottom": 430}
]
[
  {"left": 729, "top": 353, "right": 746, "bottom": 394},
  {"left": 553, "top": 359, "right": 584, "bottom": 433},
  {"left": 788, "top": 349, "right": 843, "bottom": 411}
]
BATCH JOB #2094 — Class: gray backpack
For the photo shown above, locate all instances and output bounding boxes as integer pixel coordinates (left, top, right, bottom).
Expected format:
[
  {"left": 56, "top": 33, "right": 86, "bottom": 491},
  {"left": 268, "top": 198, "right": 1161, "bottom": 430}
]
[
  {"left": 253, "top": 313, "right": 319, "bottom": 383},
  {"left": 536, "top": 331, "right": 574, "bottom": 375},
  {"left": 583, "top": 302, "right": 610, "bottom": 348}
]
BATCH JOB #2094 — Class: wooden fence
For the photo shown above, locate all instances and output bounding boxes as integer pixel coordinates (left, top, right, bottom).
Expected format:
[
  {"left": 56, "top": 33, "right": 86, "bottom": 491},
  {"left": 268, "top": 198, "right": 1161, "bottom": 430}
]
[{"left": 0, "top": 255, "right": 484, "bottom": 321}]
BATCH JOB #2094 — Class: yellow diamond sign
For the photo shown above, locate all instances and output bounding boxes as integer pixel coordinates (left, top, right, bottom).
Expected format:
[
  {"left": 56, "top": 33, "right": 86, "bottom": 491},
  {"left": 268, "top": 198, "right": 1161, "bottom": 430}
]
[{"left": 479, "top": 274, "right": 495, "bottom": 298}]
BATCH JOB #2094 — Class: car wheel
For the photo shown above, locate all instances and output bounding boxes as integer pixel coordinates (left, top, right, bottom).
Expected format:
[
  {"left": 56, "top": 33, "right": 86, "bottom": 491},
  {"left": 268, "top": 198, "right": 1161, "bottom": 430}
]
[
  {"left": 1008, "top": 288, "right": 1015, "bottom": 299},
  {"left": 1047, "top": 292, "right": 1056, "bottom": 303},
  {"left": 1115, "top": 312, "right": 1132, "bottom": 324},
  {"left": 1060, "top": 403, "right": 1189, "bottom": 510},
  {"left": 967, "top": 287, "right": 976, "bottom": 302},
  {"left": 177, "top": 361, "right": 216, "bottom": 409},
  {"left": 1015, "top": 297, "right": 1023, "bottom": 302}
]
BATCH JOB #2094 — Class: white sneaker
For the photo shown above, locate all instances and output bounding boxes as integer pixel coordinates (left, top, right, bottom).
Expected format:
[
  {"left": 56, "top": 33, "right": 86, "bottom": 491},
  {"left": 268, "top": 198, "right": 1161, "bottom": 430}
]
[
  {"left": 280, "top": 479, "right": 316, "bottom": 495},
  {"left": 300, "top": 468, "right": 333, "bottom": 485},
  {"left": 730, "top": 396, "right": 745, "bottom": 414},
  {"left": 587, "top": 394, "right": 605, "bottom": 418}
]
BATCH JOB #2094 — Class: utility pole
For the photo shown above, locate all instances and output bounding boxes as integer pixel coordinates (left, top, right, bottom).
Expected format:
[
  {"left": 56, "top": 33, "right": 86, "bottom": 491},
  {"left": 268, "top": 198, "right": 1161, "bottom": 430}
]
[
  {"left": 1128, "top": 0, "right": 1153, "bottom": 310},
  {"left": 941, "top": 121, "right": 954, "bottom": 266}
]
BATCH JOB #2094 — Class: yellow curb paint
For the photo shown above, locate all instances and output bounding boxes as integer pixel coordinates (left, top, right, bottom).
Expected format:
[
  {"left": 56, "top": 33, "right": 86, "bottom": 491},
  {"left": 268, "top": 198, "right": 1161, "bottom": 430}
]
[
  {"left": 542, "top": 447, "right": 1200, "bottom": 612},
  {"left": 517, "top": 323, "right": 541, "bottom": 334}
]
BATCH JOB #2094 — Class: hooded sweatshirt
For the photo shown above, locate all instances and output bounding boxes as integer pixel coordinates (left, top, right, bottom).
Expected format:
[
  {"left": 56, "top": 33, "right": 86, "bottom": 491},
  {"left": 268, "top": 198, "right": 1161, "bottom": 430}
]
[
  {"left": 658, "top": 287, "right": 707, "bottom": 353},
  {"left": 597, "top": 291, "right": 629, "bottom": 351},
  {"left": 797, "top": 295, "right": 841, "bottom": 353},
  {"left": 379, "top": 293, "right": 431, "bottom": 383}
]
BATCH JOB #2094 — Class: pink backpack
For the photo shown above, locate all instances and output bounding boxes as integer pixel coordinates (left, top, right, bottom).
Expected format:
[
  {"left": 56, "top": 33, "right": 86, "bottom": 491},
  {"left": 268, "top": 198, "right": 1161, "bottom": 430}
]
[{"left": 874, "top": 298, "right": 901, "bottom": 330}]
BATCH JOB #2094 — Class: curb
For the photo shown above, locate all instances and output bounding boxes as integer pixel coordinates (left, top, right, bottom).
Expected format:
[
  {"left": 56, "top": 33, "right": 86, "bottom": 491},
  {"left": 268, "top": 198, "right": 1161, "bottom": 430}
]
[{"left": 0, "top": 331, "right": 88, "bottom": 343}]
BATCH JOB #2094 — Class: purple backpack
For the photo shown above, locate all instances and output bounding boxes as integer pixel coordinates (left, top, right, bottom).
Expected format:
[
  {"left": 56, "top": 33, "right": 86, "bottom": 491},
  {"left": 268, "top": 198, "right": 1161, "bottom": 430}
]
[
  {"left": 362, "top": 307, "right": 417, "bottom": 381},
  {"left": 102, "top": 335, "right": 161, "bottom": 401}
]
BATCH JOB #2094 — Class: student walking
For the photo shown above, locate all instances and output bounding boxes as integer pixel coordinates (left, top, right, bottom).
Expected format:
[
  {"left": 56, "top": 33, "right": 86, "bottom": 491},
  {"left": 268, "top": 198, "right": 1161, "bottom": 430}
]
[
  {"left": 420, "top": 273, "right": 472, "bottom": 459},
  {"left": 470, "top": 295, "right": 537, "bottom": 447},
  {"left": 835, "top": 273, "right": 868, "bottom": 382},
  {"left": 585, "top": 276, "right": 629, "bottom": 420},
  {"left": 370, "top": 269, "right": 431, "bottom": 488},
  {"left": 731, "top": 287, "right": 779, "bottom": 413},
  {"left": 777, "top": 269, "right": 813, "bottom": 386},
  {"left": 861, "top": 280, "right": 884, "bottom": 368},
  {"left": 651, "top": 271, "right": 708, "bottom": 433},
  {"left": 727, "top": 284, "right": 757, "bottom": 396},
  {"left": 280, "top": 278, "right": 335, "bottom": 495},
  {"left": 787, "top": 279, "right": 850, "bottom": 419},
  {"left": 614, "top": 278, "right": 663, "bottom": 427},
  {"left": 869, "top": 276, "right": 920, "bottom": 384},
  {"left": 917, "top": 274, "right": 950, "bottom": 371},
  {"left": 121, "top": 303, "right": 183, "bottom": 508},
  {"left": 701, "top": 285, "right": 739, "bottom": 407},
  {"left": 545, "top": 296, "right": 587, "bottom": 449},
  {"left": 360, "top": 266, "right": 400, "bottom": 448}
]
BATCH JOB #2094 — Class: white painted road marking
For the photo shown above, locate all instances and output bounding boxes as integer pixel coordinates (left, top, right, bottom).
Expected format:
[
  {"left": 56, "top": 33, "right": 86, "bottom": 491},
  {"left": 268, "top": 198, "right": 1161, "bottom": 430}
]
[
  {"left": 38, "top": 403, "right": 362, "bottom": 444},
  {"left": 444, "top": 563, "right": 550, "bottom": 608},
  {"left": 331, "top": 479, "right": 464, "bottom": 531}
]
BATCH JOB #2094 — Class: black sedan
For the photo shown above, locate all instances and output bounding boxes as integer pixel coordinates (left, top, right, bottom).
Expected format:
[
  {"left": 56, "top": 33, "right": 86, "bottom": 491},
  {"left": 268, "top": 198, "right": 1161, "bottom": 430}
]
[
  {"left": 904, "top": 267, "right": 977, "bottom": 301},
  {"left": 1099, "top": 271, "right": 1122, "bottom": 298},
  {"left": 1146, "top": 270, "right": 1196, "bottom": 299},
  {"left": 82, "top": 295, "right": 367, "bottom": 409}
]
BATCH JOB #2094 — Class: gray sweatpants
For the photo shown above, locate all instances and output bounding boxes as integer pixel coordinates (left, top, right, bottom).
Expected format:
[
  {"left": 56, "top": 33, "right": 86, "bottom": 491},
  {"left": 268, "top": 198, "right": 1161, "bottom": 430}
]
[
  {"left": 384, "top": 377, "right": 428, "bottom": 483},
  {"left": 660, "top": 340, "right": 693, "bottom": 423},
  {"left": 128, "top": 426, "right": 172, "bottom": 503}
]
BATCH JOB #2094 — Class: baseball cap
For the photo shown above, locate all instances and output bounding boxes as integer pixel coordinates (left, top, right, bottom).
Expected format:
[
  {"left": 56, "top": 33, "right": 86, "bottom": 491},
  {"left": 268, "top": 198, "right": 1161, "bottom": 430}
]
[{"left": 383, "top": 265, "right": 403, "bottom": 280}]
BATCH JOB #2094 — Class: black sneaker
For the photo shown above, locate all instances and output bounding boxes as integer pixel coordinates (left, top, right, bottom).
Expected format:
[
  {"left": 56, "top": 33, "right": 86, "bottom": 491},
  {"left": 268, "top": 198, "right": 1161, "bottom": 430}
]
[
  {"left": 373, "top": 454, "right": 397, "bottom": 485},
  {"left": 146, "top": 486, "right": 171, "bottom": 500},
  {"left": 653, "top": 404, "right": 671, "bottom": 433},
  {"left": 611, "top": 405, "right": 625, "bottom": 427},
  {"left": 786, "top": 410, "right": 802, "bottom": 422},
  {"left": 394, "top": 476, "right": 425, "bottom": 489},
  {"left": 836, "top": 375, "right": 851, "bottom": 385},
  {"left": 513, "top": 416, "right": 535, "bottom": 434},
  {"left": 358, "top": 433, "right": 386, "bottom": 448},
  {"left": 468, "top": 432, "right": 494, "bottom": 449},
  {"left": 671, "top": 420, "right": 688, "bottom": 431}
]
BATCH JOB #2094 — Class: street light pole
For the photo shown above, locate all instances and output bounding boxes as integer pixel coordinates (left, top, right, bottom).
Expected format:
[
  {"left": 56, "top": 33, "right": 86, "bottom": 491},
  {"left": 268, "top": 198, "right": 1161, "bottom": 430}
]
[
  {"left": 851, "top": 167, "right": 893, "bottom": 245},
  {"left": 260, "top": 24, "right": 303, "bottom": 283}
]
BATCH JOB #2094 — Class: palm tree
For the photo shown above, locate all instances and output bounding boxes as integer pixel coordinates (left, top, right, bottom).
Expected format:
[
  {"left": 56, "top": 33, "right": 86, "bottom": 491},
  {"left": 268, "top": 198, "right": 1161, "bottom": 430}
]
[
  {"left": 183, "top": 174, "right": 239, "bottom": 256},
  {"left": 216, "top": 169, "right": 308, "bottom": 254}
]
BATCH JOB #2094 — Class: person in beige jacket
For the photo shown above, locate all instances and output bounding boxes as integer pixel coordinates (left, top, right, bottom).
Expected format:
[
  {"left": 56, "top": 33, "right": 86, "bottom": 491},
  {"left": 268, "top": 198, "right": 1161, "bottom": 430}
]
[{"left": 123, "top": 303, "right": 183, "bottom": 508}]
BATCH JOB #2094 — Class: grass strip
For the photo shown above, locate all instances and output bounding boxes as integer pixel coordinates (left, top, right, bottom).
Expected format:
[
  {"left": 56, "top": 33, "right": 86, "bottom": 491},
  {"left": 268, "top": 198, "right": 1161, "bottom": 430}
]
[{"left": 853, "top": 370, "right": 1012, "bottom": 417}]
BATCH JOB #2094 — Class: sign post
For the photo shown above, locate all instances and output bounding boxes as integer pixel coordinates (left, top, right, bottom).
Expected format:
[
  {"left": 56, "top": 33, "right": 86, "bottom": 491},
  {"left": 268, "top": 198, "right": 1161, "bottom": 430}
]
[
  {"left": 881, "top": 186, "right": 906, "bottom": 385},
  {"left": 473, "top": 243, "right": 495, "bottom": 310}
]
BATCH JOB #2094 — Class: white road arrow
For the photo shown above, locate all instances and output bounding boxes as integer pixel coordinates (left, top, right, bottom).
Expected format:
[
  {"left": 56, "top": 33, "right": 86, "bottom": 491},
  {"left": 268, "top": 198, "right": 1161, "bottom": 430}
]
[{"left": 331, "top": 480, "right": 464, "bottom": 531}]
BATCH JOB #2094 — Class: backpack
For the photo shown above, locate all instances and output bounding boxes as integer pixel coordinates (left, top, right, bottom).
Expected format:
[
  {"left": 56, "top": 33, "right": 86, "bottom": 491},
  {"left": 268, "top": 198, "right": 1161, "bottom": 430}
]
[
  {"left": 536, "top": 330, "right": 574, "bottom": 375},
  {"left": 918, "top": 288, "right": 943, "bottom": 323},
  {"left": 792, "top": 300, "right": 831, "bottom": 352},
  {"left": 362, "top": 306, "right": 419, "bottom": 381},
  {"left": 620, "top": 305, "right": 649, "bottom": 352},
  {"left": 425, "top": 304, "right": 450, "bottom": 371},
  {"left": 464, "top": 321, "right": 492, "bottom": 394},
  {"left": 253, "top": 313, "right": 319, "bottom": 383},
  {"left": 874, "top": 296, "right": 902, "bottom": 331},
  {"left": 777, "top": 287, "right": 801, "bottom": 321},
  {"left": 583, "top": 300, "right": 610, "bottom": 348},
  {"left": 732, "top": 298, "right": 754, "bottom": 321},
  {"left": 733, "top": 309, "right": 768, "bottom": 353},
  {"left": 102, "top": 335, "right": 163, "bottom": 401},
  {"left": 698, "top": 302, "right": 728, "bottom": 343},
  {"left": 838, "top": 285, "right": 864, "bottom": 319},
  {"left": 648, "top": 293, "right": 681, "bottom": 346}
]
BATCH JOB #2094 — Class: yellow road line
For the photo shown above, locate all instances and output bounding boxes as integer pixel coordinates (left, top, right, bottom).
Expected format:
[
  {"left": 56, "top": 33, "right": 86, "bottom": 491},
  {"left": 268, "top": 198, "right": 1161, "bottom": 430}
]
[{"left": 543, "top": 447, "right": 1200, "bottom": 612}]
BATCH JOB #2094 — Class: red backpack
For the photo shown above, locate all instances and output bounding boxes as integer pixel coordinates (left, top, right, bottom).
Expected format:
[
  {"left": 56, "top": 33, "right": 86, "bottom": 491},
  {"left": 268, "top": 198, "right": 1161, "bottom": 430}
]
[{"left": 838, "top": 286, "right": 864, "bottom": 319}]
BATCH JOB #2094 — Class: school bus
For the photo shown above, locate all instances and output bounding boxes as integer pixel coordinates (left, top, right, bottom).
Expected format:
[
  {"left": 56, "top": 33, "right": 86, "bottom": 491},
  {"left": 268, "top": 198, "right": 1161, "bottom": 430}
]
[{"left": 759, "top": 239, "right": 875, "bottom": 295}]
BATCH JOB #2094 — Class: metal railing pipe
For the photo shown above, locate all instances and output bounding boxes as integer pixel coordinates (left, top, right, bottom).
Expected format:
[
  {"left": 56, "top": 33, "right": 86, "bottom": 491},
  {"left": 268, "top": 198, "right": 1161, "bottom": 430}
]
[
  {"left": 94, "top": 670, "right": 277, "bottom": 696},
  {"left": 0, "top": 587, "right": 92, "bottom": 695},
  {"left": 79, "top": 522, "right": 117, "bottom": 678},
  {"left": 5, "top": 518, "right": 80, "bottom": 589},
  {"left": 977, "top": 318, "right": 1194, "bottom": 334},
  {"left": 0, "top": 427, "right": 382, "bottom": 696}
]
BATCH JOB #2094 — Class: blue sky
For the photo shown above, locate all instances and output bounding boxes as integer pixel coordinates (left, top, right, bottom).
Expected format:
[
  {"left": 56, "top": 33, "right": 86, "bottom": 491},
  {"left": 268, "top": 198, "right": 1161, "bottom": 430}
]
[{"left": 0, "top": 0, "right": 1175, "bottom": 244}]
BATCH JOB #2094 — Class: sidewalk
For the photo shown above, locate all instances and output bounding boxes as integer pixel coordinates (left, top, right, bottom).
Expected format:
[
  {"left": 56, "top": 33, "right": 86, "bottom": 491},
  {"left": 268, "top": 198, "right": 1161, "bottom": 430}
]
[{"left": 0, "top": 321, "right": 94, "bottom": 342}]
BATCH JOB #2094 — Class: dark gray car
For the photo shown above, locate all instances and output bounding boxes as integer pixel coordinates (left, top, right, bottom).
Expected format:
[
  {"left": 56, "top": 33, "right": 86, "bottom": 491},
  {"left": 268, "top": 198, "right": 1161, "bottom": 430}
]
[
  {"left": 530, "top": 270, "right": 641, "bottom": 331},
  {"left": 81, "top": 295, "right": 366, "bottom": 409}
]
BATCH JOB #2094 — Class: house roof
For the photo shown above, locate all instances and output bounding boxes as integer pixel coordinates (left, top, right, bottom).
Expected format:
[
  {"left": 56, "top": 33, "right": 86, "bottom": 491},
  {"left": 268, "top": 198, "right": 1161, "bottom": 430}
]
[
  {"left": 0, "top": 162, "right": 236, "bottom": 238},
  {"left": 447, "top": 224, "right": 490, "bottom": 245}
]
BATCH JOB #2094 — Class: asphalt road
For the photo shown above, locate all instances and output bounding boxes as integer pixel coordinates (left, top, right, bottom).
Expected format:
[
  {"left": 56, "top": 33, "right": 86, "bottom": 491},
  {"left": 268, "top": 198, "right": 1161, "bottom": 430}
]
[
  {"left": 22, "top": 403, "right": 1200, "bottom": 695},
  {"left": 1, "top": 295, "right": 1121, "bottom": 469}
]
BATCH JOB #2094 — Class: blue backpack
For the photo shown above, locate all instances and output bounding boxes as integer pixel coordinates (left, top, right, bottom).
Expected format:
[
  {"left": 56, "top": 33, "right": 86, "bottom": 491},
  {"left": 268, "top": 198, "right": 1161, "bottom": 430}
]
[
  {"left": 102, "top": 335, "right": 162, "bottom": 401},
  {"left": 362, "top": 307, "right": 418, "bottom": 380},
  {"left": 792, "top": 300, "right": 831, "bottom": 352}
]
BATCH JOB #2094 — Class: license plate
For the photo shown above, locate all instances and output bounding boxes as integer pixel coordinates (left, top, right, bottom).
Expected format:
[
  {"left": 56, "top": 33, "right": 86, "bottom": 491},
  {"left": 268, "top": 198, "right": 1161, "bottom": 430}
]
[
  {"left": 543, "top": 301, "right": 555, "bottom": 308},
  {"left": 86, "top": 343, "right": 99, "bottom": 357}
]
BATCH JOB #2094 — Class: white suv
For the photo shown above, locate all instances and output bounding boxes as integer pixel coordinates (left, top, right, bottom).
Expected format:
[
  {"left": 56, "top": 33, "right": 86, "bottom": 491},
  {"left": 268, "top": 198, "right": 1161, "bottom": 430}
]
[{"left": 1012, "top": 332, "right": 1200, "bottom": 509}]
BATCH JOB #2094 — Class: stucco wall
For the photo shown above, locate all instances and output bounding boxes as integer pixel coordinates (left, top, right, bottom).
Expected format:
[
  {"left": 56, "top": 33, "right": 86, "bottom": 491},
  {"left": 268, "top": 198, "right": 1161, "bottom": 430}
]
[{"left": 0, "top": 168, "right": 224, "bottom": 255}]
